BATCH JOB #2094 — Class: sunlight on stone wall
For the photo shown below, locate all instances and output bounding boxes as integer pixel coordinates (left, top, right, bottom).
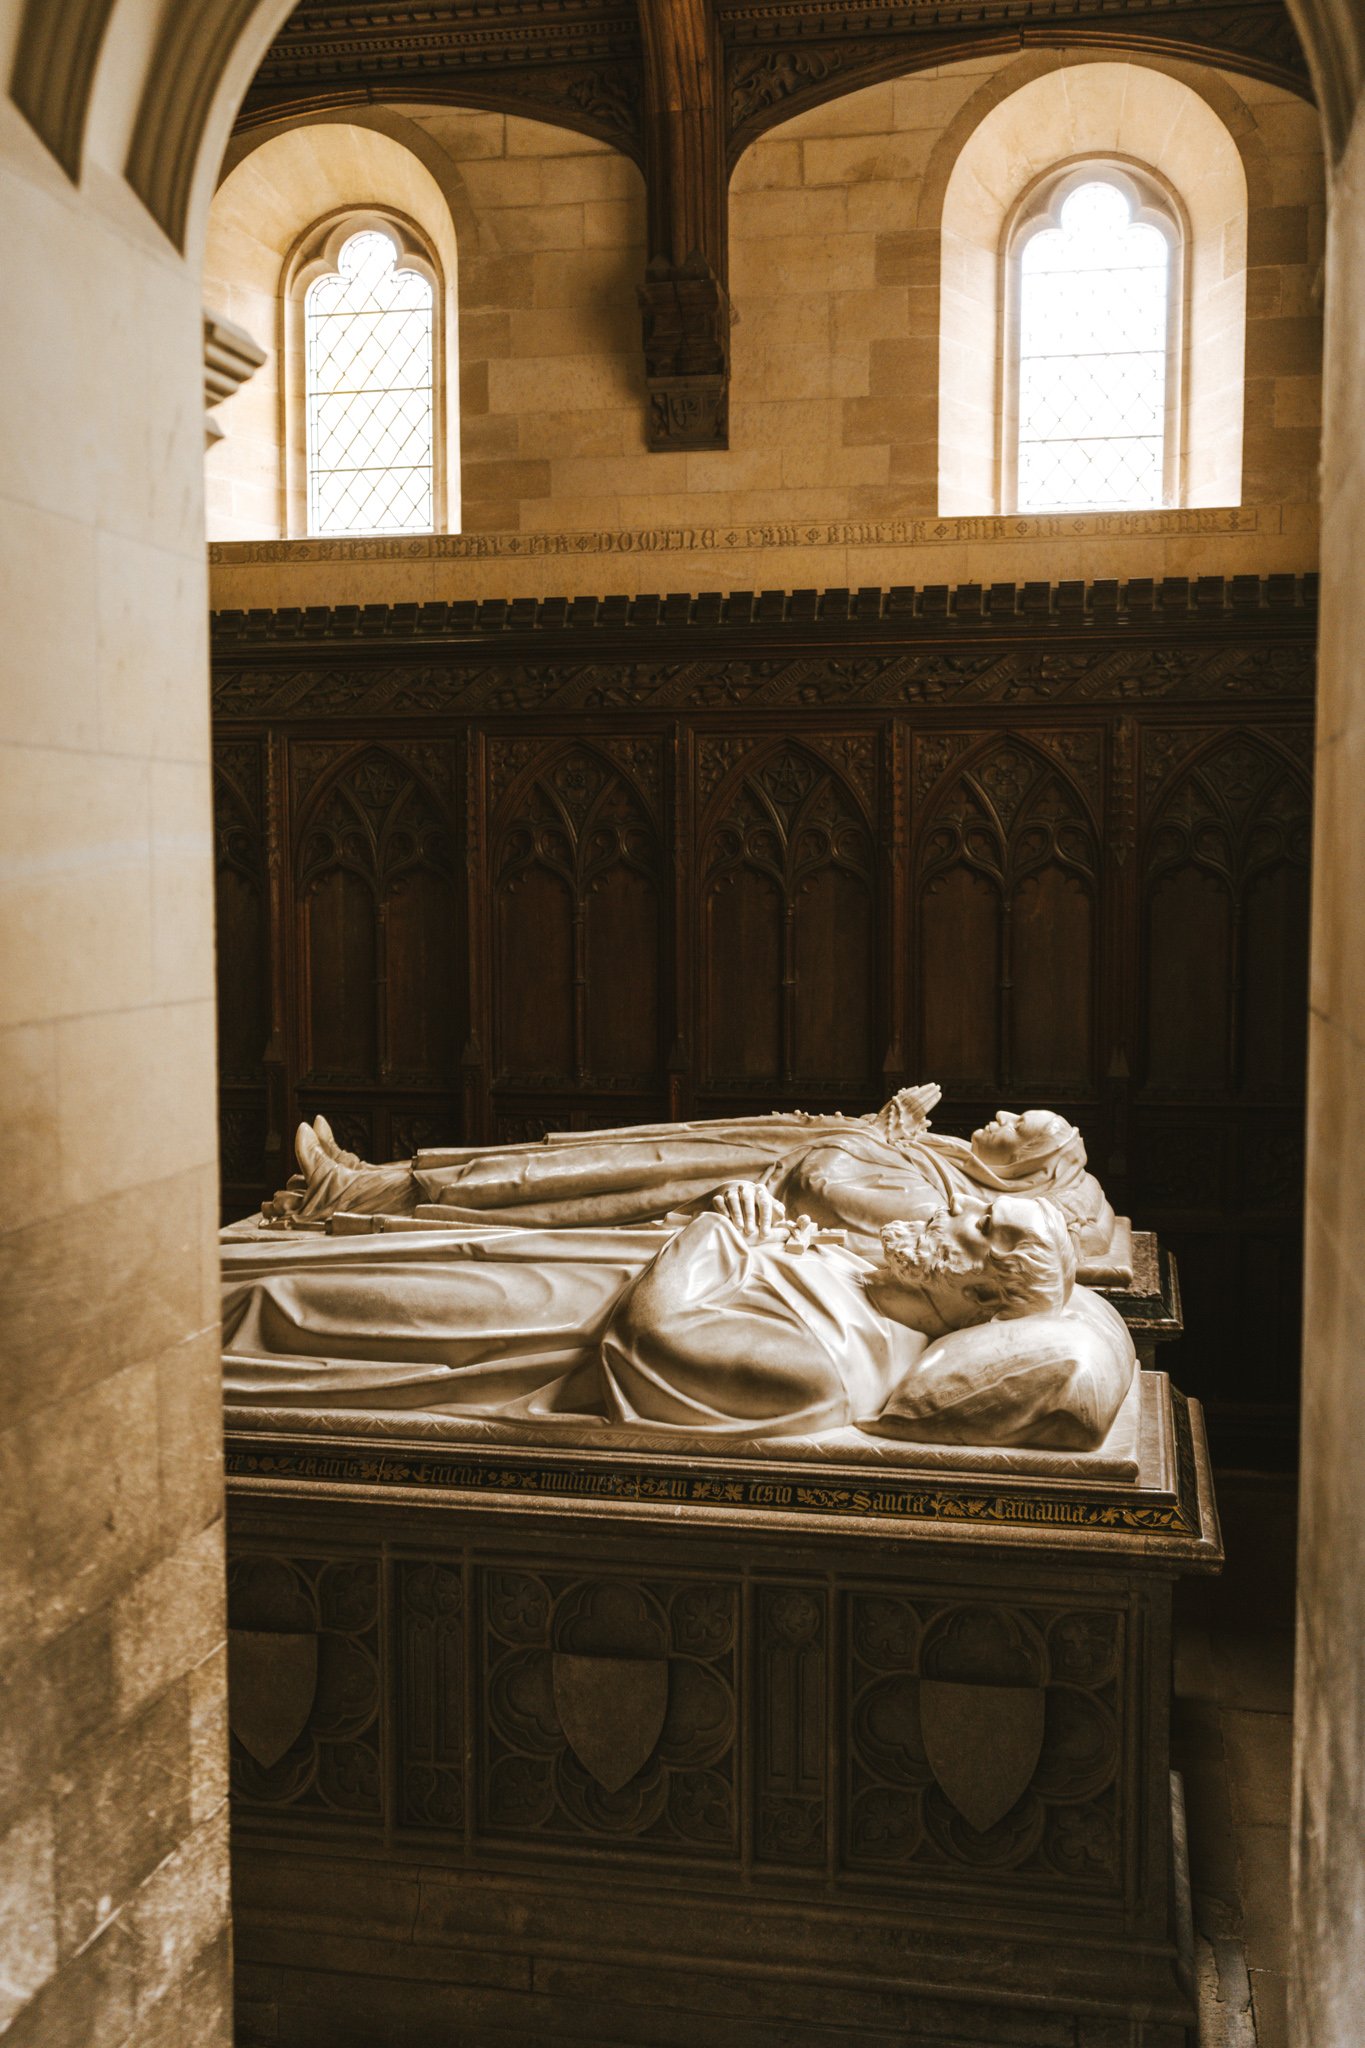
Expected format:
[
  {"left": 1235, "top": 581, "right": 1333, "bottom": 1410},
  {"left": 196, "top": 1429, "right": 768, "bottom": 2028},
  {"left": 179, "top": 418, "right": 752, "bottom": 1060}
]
[
  {"left": 1293, "top": 83, "right": 1365, "bottom": 2048},
  {"left": 0, "top": 14, "right": 232, "bottom": 2042},
  {"left": 207, "top": 50, "right": 1323, "bottom": 614}
]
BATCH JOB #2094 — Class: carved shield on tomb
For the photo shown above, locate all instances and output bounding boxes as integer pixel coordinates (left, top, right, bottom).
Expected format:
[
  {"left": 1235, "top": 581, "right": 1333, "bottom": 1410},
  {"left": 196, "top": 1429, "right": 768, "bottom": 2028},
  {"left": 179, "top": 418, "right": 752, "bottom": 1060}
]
[
  {"left": 552, "top": 1652, "right": 669, "bottom": 1793},
  {"left": 228, "top": 1629, "right": 318, "bottom": 1769},
  {"left": 919, "top": 1679, "right": 1045, "bottom": 1832}
]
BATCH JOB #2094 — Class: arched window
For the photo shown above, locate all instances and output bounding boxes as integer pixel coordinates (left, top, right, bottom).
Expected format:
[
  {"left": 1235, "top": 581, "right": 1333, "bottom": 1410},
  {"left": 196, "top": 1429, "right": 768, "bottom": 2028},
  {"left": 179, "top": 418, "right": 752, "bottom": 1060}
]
[
  {"left": 1003, "top": 166, "right": 1184, "bottom": 514},
  {"left": 283, "top": 209, "right": 452, "bottom": 538},
  {"left": 304, "top": 227, "right": 434, "bottom": 536}
]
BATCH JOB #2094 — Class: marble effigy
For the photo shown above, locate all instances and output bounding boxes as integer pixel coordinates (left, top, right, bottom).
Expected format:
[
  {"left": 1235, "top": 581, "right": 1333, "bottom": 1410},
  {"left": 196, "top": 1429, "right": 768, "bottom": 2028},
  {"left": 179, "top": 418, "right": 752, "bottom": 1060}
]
[
  {"left": 223, "top": 1096, "right": 1207, "bottom": 2045},
  {"left": 225, "top": 1094, "right": 1145, "bottom": 1453},
  {"left": 261, "top": 1085, "right": 1136, "bottom": 1285}
]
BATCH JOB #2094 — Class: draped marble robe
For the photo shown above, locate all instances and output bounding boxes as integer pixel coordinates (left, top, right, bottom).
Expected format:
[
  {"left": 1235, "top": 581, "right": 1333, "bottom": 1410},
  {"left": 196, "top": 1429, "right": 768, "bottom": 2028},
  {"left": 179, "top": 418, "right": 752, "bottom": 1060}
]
[
  {"left": 289, "top": 1111, "right": 1116, "bottom": 1260},
  {"left": 288, "top": 1114, "right": 909, "bottom": 1230},
  {"left": 222, "top": 1210, "right": 1135, "bottom": 1449}
]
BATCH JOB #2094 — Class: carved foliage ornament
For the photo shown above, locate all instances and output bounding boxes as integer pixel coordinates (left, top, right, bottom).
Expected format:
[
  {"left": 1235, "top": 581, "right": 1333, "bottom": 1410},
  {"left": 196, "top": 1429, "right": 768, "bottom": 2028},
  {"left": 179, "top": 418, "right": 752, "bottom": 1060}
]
[{"left": 213, "top": 642, "right": 1314, "bottom": 721}]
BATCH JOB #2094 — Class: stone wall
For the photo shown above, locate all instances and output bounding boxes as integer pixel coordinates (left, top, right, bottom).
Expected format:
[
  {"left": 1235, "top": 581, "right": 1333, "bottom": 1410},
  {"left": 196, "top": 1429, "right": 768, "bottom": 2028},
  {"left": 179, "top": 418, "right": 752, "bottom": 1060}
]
[
  {"left": 206, "top": 51, "right": 1323, "bottom": 612},
  {"left": 0, "top": 8, "right": 232, "bottom": 2041},
  {"left": 1292, "top": 74, "right": 1365, "bottom": 2048}
]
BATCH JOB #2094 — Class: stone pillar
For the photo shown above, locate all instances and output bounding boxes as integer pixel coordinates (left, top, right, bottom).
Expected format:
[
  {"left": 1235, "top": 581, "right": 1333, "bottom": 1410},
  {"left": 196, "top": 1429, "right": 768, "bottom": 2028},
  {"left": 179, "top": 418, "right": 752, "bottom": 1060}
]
[
  {"left": 1291, "top": 6, "right": 1365, "bottom": 2041},
  {"left": 0, "top": 0, "right": 269, "bottom": 2034}
]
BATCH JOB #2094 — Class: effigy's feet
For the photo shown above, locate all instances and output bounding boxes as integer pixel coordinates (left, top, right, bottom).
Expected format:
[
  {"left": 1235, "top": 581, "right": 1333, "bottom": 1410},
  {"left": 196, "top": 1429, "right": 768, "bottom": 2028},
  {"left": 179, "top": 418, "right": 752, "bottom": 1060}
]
[
  {"left": 257, "top": 1122, "right": 361, "bottom": 1230},
  {"left": 312, "top": 1114, "right": 363, "bottom": 1170}
]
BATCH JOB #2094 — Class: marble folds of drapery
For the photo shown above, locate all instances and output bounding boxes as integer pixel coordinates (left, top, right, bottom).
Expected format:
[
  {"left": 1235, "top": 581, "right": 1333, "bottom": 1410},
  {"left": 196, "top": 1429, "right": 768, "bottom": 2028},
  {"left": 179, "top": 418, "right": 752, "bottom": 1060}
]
[
  {"left": 222, "top": 1211, "right": 1134, "bottom": 1448},
  {"left": 222, "top": 1214, "right": 918, "bottom": 1435},
  {"left": 283, "top": 1108, "right": 1129, "bottom": 1282}
]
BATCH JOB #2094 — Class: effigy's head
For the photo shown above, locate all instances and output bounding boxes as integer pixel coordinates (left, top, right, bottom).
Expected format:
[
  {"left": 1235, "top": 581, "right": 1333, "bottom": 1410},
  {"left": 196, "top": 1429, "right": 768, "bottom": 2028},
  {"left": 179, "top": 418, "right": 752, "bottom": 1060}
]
[
  {"left": 971, "top": 1107, "right": 1084, "bottom": 1178},
  {"left": 880, "top": 1193, "right": 1076, "bottom": 1328}
]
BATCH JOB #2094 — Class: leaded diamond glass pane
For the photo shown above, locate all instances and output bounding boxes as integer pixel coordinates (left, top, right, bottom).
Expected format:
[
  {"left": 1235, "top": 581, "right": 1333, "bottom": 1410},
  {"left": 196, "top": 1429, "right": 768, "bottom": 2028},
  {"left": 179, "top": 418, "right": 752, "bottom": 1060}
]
[
  {"left": 1016, "top": 180, "right": 1171, "bottom": 514},
  {"left": 305, "top": 230, "right": 435, "bottom": 537}
]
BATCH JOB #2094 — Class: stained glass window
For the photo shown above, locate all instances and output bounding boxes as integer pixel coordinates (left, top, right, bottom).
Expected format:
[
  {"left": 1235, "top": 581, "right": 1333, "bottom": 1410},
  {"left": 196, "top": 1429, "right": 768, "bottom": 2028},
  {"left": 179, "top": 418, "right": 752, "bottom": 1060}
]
[
  {"left": 305, "top": 229, "right": 434, "bottom": 537},
  {"left": 1014, "top": 178, "right": 1174, "bottom": 514}
]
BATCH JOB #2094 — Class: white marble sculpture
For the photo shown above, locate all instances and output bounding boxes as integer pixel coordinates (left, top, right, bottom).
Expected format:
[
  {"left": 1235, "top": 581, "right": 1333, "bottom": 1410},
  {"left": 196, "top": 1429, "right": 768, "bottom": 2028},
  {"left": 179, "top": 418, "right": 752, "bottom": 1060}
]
[
  {"left": 260, "top": 1084, "right": 1132, "bottom": 1283},
  {"left": 223, "top": 1169, "right": 1136, "bottom": 1450}
]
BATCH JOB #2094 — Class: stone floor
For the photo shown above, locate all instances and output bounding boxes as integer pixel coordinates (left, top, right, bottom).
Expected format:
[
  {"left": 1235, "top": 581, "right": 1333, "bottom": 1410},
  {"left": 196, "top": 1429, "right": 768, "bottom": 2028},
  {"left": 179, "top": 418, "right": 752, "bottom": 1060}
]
[{"left": 1174, "top": 1473, "right": 1297, "bottom": 2048}]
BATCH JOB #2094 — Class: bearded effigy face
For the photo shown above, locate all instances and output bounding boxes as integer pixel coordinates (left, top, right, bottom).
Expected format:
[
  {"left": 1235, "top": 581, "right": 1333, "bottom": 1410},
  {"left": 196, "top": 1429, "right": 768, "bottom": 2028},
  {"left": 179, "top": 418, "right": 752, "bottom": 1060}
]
[
  {"left": 880, "top": 1195, "right": 1077, "bottom": 1327},
  {"left": 881, "top": 1208, "right": 984, "bottom": 1284}
]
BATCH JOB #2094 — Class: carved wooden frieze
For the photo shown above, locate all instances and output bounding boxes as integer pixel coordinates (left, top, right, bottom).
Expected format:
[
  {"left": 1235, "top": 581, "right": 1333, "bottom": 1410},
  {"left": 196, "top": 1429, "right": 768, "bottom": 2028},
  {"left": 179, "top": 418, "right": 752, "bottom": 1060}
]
[
  {"left": 723, "top": 2, "right": 1306, "bottom": 159},
  {"left": 237, "top": 0, "right": 646, "bottom": 159},
  {"left": 212, "top": 580, "right": 1315, "bottom": 718},
  {"left": 212, "top": 643, "right": 1316, "bottom": 719}
]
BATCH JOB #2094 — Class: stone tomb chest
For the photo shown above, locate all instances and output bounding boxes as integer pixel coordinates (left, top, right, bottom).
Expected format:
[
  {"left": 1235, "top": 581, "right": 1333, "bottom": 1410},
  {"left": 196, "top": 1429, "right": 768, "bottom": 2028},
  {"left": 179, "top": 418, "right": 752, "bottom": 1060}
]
[{"left": 226, "top": 1365, "right": 1219, "bottom": 2048}]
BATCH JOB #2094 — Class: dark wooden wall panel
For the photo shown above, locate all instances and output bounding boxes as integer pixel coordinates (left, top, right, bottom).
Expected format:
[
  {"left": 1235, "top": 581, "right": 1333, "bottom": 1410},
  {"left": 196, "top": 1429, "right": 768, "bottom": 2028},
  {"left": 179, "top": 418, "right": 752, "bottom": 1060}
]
[
  {"left": 920, "top": 869, "right": 1000, "bottom": 1089},
  {"left": 211, "top": 578, "right": 1315, "bottom": 1468}
]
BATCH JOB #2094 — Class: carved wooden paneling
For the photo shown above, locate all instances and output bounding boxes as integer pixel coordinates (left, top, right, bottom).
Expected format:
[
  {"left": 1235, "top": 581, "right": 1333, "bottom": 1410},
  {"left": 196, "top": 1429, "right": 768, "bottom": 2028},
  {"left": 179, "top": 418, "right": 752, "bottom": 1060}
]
[
  {"left": 697, "top": 734, "right": 878, "bottom": 1096},
  {"left": 485, "top": 737, "right": 665, "bottom": 1102},
  {"left": 1142, "top": 730, "right": 1311, "bottom": 1096},
  {"left": 211, "top": 586, "right": 1314, "bottom": 1466},
  {"left": 215, "top": 740, "right": 269, "bottom": 1081},
  {"left": 295, "top": 743, "right": 462, "bottom": 1089},
  {"left": 914, "top": 732, "right": 1100, "bottom": 1097},
  {"left": 214, "top": 739, "right": 271, "bottom": 1211}
]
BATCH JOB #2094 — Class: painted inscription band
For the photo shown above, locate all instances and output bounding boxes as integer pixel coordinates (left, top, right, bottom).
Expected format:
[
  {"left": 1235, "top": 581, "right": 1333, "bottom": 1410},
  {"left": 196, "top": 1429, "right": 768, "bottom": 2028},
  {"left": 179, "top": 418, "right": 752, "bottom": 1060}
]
[
  {"left": 224, "top": 1394, "right": 1202, "bottom": 1537},
  {"left": 210, "top": 506, "right": 1263, "bottom": 569}
]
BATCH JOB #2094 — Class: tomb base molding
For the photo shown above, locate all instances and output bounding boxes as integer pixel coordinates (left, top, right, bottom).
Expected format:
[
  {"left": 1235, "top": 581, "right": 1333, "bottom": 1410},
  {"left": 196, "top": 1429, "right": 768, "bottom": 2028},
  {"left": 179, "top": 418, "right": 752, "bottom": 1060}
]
[{"left": 227, "top": 1370, "right": 1219, "bottom": 2047}]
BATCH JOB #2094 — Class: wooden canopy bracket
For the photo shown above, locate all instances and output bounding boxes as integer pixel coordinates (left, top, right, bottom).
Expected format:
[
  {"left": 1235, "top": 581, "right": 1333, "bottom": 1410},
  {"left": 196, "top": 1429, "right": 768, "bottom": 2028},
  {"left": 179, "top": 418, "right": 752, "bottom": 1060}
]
[
  {"left": 637, "top": 0, "right": 732, "bottom": 449},
  {"left": 638, "top": 251, "right": 733, "bottom": 450}
]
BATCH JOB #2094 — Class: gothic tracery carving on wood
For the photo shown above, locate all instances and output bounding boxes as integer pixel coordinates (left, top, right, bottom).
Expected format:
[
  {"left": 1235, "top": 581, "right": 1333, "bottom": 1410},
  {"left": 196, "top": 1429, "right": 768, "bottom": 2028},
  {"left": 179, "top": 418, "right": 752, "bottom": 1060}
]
[
  {"left": 1142, "top": 730, "right": 1311, "bottom": 1099},
  {"left": 699, "top": 737, "right": 878, "bottom": 1092},
  {"left": 488, "top": 738, "right": 664, "bottom": 1088},
  {"left": 915, "top": 734, "right": 1099, "bottom": 1096},
  {"left": 295, "top": 744, "right": 462, "bottom": 1091}
]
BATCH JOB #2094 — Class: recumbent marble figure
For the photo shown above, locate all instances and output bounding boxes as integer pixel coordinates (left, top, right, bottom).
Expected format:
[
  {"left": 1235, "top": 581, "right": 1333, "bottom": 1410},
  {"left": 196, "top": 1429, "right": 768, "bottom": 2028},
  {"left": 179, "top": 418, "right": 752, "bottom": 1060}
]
[
  {"left": 260, "top": 1081, "right": 1132, "bottom": 1282},
  {"left": 224, "top": 1091, "right": 1137, "bottom": 1450}
]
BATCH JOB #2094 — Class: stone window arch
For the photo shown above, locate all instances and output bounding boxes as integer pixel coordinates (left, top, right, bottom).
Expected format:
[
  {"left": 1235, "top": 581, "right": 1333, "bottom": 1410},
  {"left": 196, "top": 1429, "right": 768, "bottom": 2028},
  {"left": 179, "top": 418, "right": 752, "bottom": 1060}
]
[
  {"left": 934, "top": 62, "right": 1248, "bottom": 518},
  {"left": 284, "top": 208, "right": 450, "bottom": 537},
  {"left": 1002, "top": 162, "right": 1186, "bottom": 514}
]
